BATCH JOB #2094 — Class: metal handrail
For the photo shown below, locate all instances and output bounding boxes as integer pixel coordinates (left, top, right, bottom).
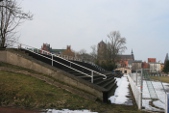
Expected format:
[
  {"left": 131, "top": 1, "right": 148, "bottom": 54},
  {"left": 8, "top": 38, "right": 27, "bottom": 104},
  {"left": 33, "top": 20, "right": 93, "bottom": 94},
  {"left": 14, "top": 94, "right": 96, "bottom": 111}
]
[
  {"left": 52, "top": 52, "right": 107, "bottom": 78},
  {"left": 25, "top": 48, "right": 92, "bottom": 77},
  {"left": 13, "top": 42, "right": 107, "bottom": 83},
  {"left": 54, "top": 51, "right": 106, "bottom": 72}
]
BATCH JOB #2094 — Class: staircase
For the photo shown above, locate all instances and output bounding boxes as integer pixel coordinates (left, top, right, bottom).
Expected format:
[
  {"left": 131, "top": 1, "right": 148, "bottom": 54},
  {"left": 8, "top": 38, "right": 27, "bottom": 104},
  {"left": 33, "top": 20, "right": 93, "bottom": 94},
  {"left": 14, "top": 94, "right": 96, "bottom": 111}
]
[
  {"left": 71, "top": 61, "right": 106, "bottom": 73},
  {"left": 14, "top": 46, "right": 118, "bottom": 103},
  {"left": 143, "top": 70, "right": 158, "bottom": 100}
]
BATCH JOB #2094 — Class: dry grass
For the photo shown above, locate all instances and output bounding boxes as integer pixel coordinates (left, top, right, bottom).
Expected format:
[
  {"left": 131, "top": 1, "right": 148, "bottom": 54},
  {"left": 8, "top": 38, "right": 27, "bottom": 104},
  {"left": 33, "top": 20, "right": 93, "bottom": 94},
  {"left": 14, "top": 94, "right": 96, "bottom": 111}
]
[
  {"left": 151, "top": 76, "right": 169, "bottom": 83},
  {"left": 0, "top": 62, "right": 147, "bottom": 113}
]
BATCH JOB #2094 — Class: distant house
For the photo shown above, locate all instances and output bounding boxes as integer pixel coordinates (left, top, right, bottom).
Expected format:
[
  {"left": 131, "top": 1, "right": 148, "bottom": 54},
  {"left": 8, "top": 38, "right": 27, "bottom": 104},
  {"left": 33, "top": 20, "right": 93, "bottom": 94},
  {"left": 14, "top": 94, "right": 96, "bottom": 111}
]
[
  {"left": 128, "top": 60, "right": 134, "bottom": 69},
  {"left": 113, "top": 53, "right": 134, "bottom": 74},
  {"left": 142, "top": 61, "right": 149, "bottom": 69},
  {"left": 114, "top": 53, "right": 135, "bottom": 74},
  {"left": 147, "top": 58, "right": 164, "bottom": 72},
  {"left": 41, "top": 43, "right": 52, "bottom": 54},
  {"left": 62, "top": 45, "right": 75, "bottom": 57},
  {"left": 131, "top": 60, "right": 142, "bottom": 72},
  {"left": 41, "top": 43, "right": 51, "bottom": 52},
  {"left": 41, "top": 43, "right": 65, "bottom": 54},
  {"left": 149, "top": 62, "right": 161, "bottom": 73},
  {"left": 161, "top": 63, "right": 164, "bottom": 72},
  {"left": 41, "top": 43, "right": 76, "bottom": 57},
  {"left": 148, "top": 58, "right": 156, "bottom": 63},
  {"left": 142, "top": 58, "right": 164, "bottom": 73},
  {"left": 118, "top": 50, "right": 135, "bottom": 68}
]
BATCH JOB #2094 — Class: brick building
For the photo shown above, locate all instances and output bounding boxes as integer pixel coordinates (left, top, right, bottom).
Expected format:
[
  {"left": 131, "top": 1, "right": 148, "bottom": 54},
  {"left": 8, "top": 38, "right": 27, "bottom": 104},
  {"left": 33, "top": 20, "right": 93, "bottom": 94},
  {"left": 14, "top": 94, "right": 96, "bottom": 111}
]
[
  {"left": 62, "top": 45, "right": 75, "bottom": 57},
  {"left": 142, "top": 61, "right": 149, "bottom": 69},
  {"left": 148, "top": 58, "right": 156, "bottom": 63}
]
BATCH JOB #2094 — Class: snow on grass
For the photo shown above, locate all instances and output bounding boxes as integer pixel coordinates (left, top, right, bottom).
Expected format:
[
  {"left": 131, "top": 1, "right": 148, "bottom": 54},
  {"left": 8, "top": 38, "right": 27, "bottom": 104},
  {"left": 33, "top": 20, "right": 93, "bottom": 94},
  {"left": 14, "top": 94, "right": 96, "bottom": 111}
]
[
  {"left": 109, "top": 75, "right": 130, "bottom": 104},
  {"left": 109, "top": 74, "right": 169, "bottom": 112},
  {"left": 46, "top": 109, "right": 98, "bottom": 113},
  {"left": 136, "top": 77, "right": 169, "bottom": 112}
]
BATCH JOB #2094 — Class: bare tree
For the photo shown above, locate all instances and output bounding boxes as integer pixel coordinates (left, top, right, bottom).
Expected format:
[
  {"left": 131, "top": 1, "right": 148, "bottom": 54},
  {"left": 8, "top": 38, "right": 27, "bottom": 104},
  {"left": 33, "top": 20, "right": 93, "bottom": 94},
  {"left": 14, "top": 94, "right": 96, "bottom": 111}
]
[
  {"left": 90, "top": 45, "right": 98, "bottom": 62},
  {"left": 0, "top": 0, "right": 33, "bottom": 48},
  {"left": 95, "top": 31, "right": 127, "bottom": 70},
  {"left": 106, "top": 31, "right": 127, "bottom": 66},
  {"left": 78, "top": 49, "right": 87, "bottom": 55}
]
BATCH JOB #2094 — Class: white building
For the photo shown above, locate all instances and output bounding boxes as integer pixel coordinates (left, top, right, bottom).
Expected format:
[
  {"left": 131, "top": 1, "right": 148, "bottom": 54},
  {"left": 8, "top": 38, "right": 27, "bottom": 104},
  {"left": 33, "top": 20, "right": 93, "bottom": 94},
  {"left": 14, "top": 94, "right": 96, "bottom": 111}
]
[{"left": 149, "top": 63, "right": 161, "bottom": 73}]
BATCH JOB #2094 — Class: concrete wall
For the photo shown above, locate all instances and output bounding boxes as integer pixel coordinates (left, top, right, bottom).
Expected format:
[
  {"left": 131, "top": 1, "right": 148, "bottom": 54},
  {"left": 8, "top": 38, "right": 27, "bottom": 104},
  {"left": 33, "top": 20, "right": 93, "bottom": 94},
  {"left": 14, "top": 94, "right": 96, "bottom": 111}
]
[
  {"left": 128, "top": 74, "right": 142, "bottom": 109},
  {"left": 0, "top": 50, "right": 103, "bottom": 101}
]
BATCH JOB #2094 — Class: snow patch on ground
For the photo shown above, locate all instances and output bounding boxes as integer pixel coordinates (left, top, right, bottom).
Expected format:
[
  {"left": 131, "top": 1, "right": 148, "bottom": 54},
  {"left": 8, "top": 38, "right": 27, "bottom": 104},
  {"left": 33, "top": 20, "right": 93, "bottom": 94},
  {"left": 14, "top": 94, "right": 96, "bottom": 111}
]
[
  {"left": 46, "top": 109, "right": 98, "bottom": 113},
  {"left": 109, "top": 75, "right": 130, "bottom": 104},
  {"left": 142, "top": 80, "right": 167, "bottom": 111}
]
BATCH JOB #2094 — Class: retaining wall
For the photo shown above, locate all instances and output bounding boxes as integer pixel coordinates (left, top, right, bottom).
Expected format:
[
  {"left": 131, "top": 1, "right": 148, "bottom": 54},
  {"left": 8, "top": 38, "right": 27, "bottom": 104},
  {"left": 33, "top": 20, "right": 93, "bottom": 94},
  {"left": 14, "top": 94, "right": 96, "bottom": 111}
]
[{"left": 0, "top": 50, "right": 103, "bottom": 101}]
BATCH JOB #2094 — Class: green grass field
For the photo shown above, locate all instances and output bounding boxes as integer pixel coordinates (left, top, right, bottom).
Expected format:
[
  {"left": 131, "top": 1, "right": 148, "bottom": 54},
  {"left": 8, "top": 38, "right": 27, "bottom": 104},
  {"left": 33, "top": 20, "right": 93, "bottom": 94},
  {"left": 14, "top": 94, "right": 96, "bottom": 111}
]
[
  {"left": 0, "top": 62, "right": 147, "bottom": 113},
  {"left": 151, "top": 76, "right": 169, "bottom": 83}
]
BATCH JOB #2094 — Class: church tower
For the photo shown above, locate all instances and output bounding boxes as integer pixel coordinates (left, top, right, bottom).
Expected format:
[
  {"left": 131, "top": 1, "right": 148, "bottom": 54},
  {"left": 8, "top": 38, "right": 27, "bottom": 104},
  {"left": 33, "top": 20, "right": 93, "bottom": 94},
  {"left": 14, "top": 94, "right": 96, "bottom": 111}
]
[{"left": 131, "top": 49, "right": 135, "bottom": 60}]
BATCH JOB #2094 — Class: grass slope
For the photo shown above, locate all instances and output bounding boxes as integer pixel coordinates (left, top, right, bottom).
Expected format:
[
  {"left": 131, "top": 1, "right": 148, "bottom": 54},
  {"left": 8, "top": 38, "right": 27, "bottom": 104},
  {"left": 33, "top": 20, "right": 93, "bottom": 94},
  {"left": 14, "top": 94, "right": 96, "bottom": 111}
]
[{"left": 0, "top": 62, "right": 147, "bottom": 113}]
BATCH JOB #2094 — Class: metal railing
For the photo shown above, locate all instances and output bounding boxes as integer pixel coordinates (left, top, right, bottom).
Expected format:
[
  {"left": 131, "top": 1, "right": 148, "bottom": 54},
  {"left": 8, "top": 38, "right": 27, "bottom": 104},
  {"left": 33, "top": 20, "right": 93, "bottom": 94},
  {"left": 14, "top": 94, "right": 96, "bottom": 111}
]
[
  {"left": 129, "top": 69, "right": 166, "bottom": 110},
  {"left": 14, "top": 42, "right": 107, "bottom": 83},
  {"left": 143, "top": 69, "right": 158, "bottom": 99},
  {"left": 54, "top": 52, "right": 106, "bottom": 72}
]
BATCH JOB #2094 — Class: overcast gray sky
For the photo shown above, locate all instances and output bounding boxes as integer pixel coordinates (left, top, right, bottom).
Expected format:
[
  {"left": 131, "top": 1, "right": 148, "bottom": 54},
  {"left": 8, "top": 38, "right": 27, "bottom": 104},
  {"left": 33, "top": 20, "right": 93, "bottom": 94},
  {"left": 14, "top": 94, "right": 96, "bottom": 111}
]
[{"left": 18, "top": 0, "right": 169, "bottom": 62}]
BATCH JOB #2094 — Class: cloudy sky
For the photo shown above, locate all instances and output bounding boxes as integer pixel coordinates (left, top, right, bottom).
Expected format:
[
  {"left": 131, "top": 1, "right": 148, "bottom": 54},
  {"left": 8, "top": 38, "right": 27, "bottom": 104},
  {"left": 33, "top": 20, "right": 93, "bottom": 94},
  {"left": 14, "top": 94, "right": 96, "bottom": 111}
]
[{"left": 18, "top": 0, "right": 169, "bottom": 62}]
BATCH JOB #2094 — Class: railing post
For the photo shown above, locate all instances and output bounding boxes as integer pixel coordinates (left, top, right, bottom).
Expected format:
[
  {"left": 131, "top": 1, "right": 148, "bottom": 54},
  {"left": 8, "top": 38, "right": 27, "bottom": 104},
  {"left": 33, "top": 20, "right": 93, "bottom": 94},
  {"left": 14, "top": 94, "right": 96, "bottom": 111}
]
[
  {"left": 91, "top": 71, "right": 93, "bottom": 83},
  {"left": 52, "top": 54, "right": 53, "bottom": 66},
  {"left": 140, "top": 68, "right": 143, "bottom": 109},
  {"left": 136, "top": 70, "right": 138, "bottom": 86}
]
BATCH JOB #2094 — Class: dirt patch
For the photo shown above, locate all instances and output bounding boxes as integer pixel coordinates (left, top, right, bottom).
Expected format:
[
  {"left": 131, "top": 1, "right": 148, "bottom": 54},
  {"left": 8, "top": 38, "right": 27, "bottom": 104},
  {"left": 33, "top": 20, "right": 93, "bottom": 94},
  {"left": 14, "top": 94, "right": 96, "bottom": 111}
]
[{"left": 0, "top": 107, "right": 42, "bottom": 113}]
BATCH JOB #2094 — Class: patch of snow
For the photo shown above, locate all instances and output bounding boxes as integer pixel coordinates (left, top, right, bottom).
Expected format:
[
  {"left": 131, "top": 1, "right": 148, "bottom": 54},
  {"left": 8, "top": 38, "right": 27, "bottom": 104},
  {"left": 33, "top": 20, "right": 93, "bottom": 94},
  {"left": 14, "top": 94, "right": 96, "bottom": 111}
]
[
  {"left": 109, "top": 75, "right": 130, "bottom": 104},
  {"left": 46, "top": 109, "right": 98, "bottom": 113},
  {"left": 142, "top": 99, "right": 161, "bottom": 111},
  {"left": 142, "top": 80, "right": 168, "bottom": 111},
  {"left": 109, "top": 74, "right": 169, "bottom": 112},
  {"left": 153, "top": 100, "right": 164, "bottom": 109}
]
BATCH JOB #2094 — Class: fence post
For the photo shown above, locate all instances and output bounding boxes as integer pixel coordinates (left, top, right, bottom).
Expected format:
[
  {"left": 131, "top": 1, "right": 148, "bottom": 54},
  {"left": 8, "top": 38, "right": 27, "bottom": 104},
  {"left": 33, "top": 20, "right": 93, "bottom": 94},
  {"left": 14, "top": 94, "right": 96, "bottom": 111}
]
[
  {"left": 136, "top": 70, "right": 138, "bottom": 86},
  {"left": 91, "top": 71, "right": 93, "bottom": 83},
  {"left": 52, "top": 54, "right": 53, "bottom": 66},
  {"left": 165, "top": 93, "right": 169, "bottom": 113},
  {"left": 140, "top": 69, "right": 143, "bottom": 109}
]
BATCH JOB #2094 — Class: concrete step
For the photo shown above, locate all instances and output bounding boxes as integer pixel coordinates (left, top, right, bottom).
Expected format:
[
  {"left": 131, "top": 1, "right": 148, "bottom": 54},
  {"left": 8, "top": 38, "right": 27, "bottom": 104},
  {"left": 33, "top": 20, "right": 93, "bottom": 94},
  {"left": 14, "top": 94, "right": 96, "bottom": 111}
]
[
  {"left": 102, "top": 79, "right": 116, "bottom": 88},
  {"left": 95, "top": 76, "right": 115, "bottom": 86}
]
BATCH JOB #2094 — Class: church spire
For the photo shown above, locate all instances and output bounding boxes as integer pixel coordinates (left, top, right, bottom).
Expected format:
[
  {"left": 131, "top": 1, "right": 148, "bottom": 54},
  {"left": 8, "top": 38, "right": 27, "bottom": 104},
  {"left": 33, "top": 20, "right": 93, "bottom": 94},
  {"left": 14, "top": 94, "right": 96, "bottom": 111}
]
[
  {"left": 131, "top": 49, "right": 134, "bottom": 60},
  {"left": 131, "top": 49, "right": 133, "bottom": 55}
]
